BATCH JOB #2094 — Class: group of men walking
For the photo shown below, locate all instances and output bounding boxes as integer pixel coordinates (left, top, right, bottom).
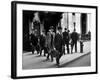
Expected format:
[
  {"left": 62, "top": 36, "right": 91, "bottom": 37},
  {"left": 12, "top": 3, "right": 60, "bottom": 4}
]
[{"left": 30, "top": 26, "right": 79, "bottom": 67}]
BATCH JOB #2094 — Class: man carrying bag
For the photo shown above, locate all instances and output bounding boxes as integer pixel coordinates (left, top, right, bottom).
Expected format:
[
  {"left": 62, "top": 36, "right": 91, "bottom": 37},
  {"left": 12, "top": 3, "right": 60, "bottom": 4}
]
[{"left": 54, "top": 27, "right": 64, "bottom": 67}]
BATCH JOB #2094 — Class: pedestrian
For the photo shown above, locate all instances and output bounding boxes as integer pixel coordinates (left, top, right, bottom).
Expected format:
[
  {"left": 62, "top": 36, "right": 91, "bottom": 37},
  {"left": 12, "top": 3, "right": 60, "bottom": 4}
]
[
  {"left": 39, "top": 30, "right": 47, "bottom": 56},
  {"left": 30, "top": 29, "right": 39, "bottom": 54},
  {"left": 46, "top": 26, "right": 55, "bottom": 61},
  {"left": 54, "top": 27, "right": 64, "bottom": 67},
  {"left": 70, "top": 29, "right": 79, "bottom": 53},
  {"left": 63, "top": 28, "right": 70, "bottom": 54}
]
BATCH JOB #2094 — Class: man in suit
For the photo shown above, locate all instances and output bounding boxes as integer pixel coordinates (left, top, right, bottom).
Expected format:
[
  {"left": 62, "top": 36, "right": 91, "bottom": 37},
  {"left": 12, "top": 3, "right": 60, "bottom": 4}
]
[
  {"left": 54, "top": 27, "right": 64, "bottom": 67},
  {"left": 70, "top": 29, "right": 79, "bottom": 53},
  {"left": 39, "top": 30, "right": 47, "bottom": 56},
  {"left": 63, "top": 28, "right": 70, "bottom": 54},
  {"left": 30, "top": 29, "right": 39, "bottom": 54},
  {"left": 46, "top": 26, "right": 55, "bottom": 61}
]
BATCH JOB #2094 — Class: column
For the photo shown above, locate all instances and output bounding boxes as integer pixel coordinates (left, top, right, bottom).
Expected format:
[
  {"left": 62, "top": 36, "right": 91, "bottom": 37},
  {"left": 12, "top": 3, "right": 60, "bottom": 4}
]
[
  {"left": 69, "top": 13, "right": 73, "bottom": 33},
  {"left": 87, "top": 13, "right": 91, "bottom": 33},
  {"left": 75, "top": 13, "right": 81, "bottom": 34},
  {"left": 61, "top": 12, "right": 68, "bottom": 32}
]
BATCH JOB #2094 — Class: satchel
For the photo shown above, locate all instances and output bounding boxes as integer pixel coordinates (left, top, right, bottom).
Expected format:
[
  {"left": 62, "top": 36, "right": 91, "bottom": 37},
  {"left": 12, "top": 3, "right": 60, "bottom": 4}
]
[{"left": 50, "top": 49, "right": 59, "bottom": 57}]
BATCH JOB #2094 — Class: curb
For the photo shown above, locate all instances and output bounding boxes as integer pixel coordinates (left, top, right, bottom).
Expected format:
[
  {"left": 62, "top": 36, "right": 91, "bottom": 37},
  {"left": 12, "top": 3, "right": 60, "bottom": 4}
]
[{"left": 60, "top": 52, "right": 91, "bottom": 67}]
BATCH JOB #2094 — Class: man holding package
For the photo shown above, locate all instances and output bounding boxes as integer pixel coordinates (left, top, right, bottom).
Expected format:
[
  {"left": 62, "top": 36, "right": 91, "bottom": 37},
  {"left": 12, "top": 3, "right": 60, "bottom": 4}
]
[{"left": 54, "top": 27, "right": 64, "bottom": 67}]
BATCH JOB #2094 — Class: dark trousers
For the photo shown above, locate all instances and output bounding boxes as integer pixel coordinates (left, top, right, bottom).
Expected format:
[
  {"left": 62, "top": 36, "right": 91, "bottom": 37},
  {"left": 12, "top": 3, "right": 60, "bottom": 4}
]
[
  {"left": 40, "top": 46, "right": 46, "bottom": 56},
  {"left": 64, "top": 43, "right": 69, "bottom": 54},
  {"left": 31, "top": 44, "right": 40, "bottom": 54},
  {"left": 56, "top": 53, "right": 63, "bottom": 65},
  {"left": 71, "top": 41, "right": 77, "bottom": 53},
  {"left": 55, "top": 47, "right": 63, "bottom": 65},
  {"left": 31, "top": 45, "right": 35, "bottom": 54},
  {"left": 47, "top": 53, "right": 53, "bottom": 61}
]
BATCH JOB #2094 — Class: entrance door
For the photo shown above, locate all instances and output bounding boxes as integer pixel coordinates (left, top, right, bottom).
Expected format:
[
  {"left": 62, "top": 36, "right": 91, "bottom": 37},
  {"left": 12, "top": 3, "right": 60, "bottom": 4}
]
[{"left": 81, "top": 13, "right": 87, "bottom": 34}]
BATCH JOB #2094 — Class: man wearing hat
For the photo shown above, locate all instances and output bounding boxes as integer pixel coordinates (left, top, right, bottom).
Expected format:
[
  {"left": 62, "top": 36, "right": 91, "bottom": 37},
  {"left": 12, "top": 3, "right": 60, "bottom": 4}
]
[
  {"left": 30, "top": 29, "right": 39, "bottom": 54},
  {"left": 63, "top": 28, "right": 70, "bottom": 54},
  {"left": 46, "top": 26, "right": 55, "bottom": 61},
  {"left": 70, "top": 29, "right": 79, "bottom": 53},
  {"left": 54, "top": 27, "right": 64, "bottom": 67}
]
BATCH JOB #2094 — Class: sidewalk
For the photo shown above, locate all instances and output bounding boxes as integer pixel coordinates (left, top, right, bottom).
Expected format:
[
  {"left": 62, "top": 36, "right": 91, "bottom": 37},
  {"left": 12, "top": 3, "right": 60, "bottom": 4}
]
[{"left": 23, "top": 41, "right": 91, "bottom": 69}]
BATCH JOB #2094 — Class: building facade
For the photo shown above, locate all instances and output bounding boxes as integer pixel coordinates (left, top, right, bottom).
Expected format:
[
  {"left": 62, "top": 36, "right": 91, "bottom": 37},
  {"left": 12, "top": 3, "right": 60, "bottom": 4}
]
[{"left": 23, "top": 11, "right": 91, "bottom": 51}]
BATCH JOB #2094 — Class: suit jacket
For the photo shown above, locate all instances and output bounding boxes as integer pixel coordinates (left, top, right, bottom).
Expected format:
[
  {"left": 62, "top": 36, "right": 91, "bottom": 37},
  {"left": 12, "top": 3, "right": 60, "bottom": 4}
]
[
  {"left": 40, "top": 34, "right": 46, "bottom": 47},
  {"left": 54, "top": 33, "right": 64, "bottom": 52},
  {"left": 63, "top": 31, "right": 70, "bottom": 43}
]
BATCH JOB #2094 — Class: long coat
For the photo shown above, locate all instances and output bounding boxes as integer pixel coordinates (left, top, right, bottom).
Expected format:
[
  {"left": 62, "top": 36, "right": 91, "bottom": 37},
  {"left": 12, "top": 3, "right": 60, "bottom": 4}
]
[{"left": 46, "top": 32, "right": 55, "bottom": 52}]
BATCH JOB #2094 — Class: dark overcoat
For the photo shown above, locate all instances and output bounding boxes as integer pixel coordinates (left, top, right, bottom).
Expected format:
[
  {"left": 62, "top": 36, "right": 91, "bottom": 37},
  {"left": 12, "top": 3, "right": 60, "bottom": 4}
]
[
  {"left": 54, "top": 33, "right": 64, "bottom": 53},
  {"left": 71, "top": 32, "right": 79, "bottom": 43},
  {"left": 63, "top": 31, "right": 70, "bottom": 44},
  {"left": 39, "top": 34, "right": 46, "bottom": 48}
]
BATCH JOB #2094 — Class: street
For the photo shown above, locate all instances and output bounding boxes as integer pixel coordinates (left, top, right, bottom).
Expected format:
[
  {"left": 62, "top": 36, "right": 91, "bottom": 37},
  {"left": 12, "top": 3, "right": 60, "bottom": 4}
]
[{"left": 22, "top": 41, "right": 91, "bottom": 69}]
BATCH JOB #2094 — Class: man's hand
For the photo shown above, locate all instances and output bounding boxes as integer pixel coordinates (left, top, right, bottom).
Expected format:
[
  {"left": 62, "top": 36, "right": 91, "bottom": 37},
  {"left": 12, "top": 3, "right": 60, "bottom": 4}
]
[{"left": 54, "top": 47, "right": 56, "bottom": 50}]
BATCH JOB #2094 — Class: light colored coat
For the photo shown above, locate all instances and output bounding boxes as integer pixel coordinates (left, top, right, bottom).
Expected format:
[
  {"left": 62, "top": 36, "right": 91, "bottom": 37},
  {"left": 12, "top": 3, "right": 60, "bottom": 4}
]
[{"left": 46, "top": 31, "right": 55, "bottom": 52}]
